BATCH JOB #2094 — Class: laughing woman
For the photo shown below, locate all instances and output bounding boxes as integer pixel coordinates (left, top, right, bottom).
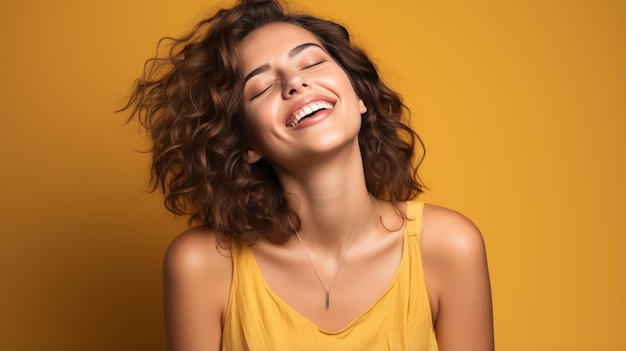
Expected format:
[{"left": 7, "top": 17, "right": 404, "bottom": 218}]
[{"left": 123, "top": 0, "right": 494, "bottom": 350}]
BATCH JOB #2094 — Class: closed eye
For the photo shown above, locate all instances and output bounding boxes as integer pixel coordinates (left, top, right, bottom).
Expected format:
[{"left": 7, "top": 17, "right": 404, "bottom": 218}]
[
  {"left": 303, "top": 60, "right": 326, "bottom": 69},
  {"left": 251, "top": 83, "right": 274, "bottom": 100}
]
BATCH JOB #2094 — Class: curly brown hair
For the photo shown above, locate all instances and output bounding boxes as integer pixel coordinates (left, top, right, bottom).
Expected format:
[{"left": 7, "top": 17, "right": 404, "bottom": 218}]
[{"left": 121, "top": 0, "right": 425, "bottom": 246}]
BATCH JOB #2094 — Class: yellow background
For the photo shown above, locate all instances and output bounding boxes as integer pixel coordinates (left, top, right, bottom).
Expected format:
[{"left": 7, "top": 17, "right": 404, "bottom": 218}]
[{"left": 1, "top": 0, "right": 623, "bottom": 350}]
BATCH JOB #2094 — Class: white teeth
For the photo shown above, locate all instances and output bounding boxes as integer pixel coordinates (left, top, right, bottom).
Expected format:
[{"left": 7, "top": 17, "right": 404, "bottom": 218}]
[{"left": 290, "top": 101, "right": 334, "bottom": 127}]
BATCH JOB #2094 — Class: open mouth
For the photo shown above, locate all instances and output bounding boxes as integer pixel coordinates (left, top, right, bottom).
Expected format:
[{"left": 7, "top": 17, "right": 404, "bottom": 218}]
[{"left": 287, "top": 101, "right": 334, "bottom": 127}]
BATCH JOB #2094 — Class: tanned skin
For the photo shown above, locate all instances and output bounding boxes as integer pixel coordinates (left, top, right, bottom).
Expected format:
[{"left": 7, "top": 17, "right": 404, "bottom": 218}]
[{"left": 163, "top": 22, "right": 494, "bottom": 351}]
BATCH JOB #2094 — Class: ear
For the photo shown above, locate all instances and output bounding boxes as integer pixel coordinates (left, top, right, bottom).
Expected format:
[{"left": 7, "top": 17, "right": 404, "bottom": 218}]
[
  {"left": 246, "top": 149, "right": 263, "bottom": 164},
  {"left": 358, "top": 99, "right": 367, "bottom": 114}
]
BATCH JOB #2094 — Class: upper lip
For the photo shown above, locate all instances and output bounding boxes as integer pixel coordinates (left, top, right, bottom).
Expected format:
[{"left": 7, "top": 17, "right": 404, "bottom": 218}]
[{"left": 285, "top": 94, "right": 336, "bottom": 127}]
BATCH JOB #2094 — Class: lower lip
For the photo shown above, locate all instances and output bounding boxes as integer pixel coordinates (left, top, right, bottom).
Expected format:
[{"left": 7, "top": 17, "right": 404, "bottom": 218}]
[{"left": 290, "top": 108, "right": 334, "bottom": 129}]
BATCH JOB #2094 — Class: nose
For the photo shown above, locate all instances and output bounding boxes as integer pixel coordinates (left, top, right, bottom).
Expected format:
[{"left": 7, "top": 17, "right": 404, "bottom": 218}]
[{"left": 281, "top": 71, "right": 310, "bottom": 99}]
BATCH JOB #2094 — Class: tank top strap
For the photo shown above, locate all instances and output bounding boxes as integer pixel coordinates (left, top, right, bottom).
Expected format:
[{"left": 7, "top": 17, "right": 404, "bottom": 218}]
[{"left": 406, "top": 201, "right": 425, "bottom": 238}]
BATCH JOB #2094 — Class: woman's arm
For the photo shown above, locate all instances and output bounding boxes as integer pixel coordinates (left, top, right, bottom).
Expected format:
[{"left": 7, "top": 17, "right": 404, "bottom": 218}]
[
  {"left": 422, "top": 205, "right": 494, "bottom": 351},
  {"left": 163, "top": 228, "right": 232, "bottom": 351}
]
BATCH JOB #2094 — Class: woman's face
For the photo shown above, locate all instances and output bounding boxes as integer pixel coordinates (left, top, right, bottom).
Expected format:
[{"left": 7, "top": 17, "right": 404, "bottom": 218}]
[{"left": 239, "top": 22, "right": 366, "bottom": 169}]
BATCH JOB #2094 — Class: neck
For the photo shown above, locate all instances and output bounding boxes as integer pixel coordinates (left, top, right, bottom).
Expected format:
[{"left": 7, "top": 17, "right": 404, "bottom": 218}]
[{"left": 275, "top": 140, "right": 372, "bottom": 249}]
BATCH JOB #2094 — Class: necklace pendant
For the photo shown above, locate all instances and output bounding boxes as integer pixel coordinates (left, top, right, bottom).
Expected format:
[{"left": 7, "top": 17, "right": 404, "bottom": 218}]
[{"left": 290, "top": 196, "right": 371, "bottom": 312}]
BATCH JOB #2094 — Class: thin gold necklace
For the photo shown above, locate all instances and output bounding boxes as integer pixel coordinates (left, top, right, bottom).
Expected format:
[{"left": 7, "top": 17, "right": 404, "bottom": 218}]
[{"left": 288, "top": 196, "right": 371, "bottom": 309}]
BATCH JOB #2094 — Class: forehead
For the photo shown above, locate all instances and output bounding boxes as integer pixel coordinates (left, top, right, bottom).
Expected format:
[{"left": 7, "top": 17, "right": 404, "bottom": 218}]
[{"left": 239, "top": 22, "right": 322, "bottom": 68}]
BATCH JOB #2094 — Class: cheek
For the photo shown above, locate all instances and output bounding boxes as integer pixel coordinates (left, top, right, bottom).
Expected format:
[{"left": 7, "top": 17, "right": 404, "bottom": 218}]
[
  {"left": 243, "top": 100, "right": 279, "bottom": 144},
  {"left": 317, "top": 67, "right": 361, "bottom": 100},
  {"left": 241, "top": 106, "right": 259, "bottom": 140}
]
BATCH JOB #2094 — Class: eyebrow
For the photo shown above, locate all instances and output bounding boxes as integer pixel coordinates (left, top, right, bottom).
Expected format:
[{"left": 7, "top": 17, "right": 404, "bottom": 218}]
[{"left": 242, "top": 43, "right": 324, "bottom": 86}]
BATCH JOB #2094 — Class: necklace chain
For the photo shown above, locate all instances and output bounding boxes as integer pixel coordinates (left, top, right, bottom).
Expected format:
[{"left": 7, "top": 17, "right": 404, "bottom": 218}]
[{"left": 288, "top": 196, "right": 371, "bottom": 309}]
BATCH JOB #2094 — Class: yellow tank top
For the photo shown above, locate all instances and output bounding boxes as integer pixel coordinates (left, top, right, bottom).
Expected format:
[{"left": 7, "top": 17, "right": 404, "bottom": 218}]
[{"left": 222, "top": 201, "right": 439, "bottom": 350}]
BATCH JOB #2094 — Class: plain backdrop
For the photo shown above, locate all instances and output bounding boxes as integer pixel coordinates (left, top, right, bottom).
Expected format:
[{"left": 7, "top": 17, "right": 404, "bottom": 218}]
[{"left": 0, "top": 0, "right": 624, "bottom": 350}]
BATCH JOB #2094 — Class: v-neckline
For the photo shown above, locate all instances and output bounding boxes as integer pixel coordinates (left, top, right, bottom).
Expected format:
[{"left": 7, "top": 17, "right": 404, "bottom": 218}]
[{"left": 246, "top": 223, "right": 408, "bottom": 334}]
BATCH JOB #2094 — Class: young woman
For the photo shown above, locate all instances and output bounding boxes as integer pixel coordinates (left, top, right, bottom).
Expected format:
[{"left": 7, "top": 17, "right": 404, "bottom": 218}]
[{"left": 123, "top": 0, "right": 494, "bottom": 350}]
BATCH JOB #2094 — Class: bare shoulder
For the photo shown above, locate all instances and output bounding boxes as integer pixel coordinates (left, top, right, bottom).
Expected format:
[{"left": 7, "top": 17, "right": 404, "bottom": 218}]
[
  {"left": 163, "top": 226, "right": 232, "bottom": 350},
  {"left": 163, "top": 226, "right": 233, "bottom": 304},
  {"left": 420, "top": 203, "right": 494, "bottom": 349},
  {"left": 421, "top": 203, "right": 487, "bottom": 264},
  {"left": 164, "top": 226, "right": 232, "bottom": 275}
]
